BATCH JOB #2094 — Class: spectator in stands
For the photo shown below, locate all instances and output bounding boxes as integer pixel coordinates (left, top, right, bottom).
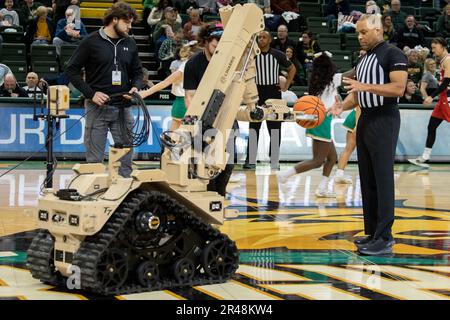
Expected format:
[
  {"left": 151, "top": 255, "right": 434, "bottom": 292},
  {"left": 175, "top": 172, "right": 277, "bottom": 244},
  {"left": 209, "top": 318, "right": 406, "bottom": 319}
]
[
  {"left": 298, "top": 30, "right": 321, "bottom": 72},
  {"left": 141, "top": 39, "right": 197, "bottom": 132},
  {"left": 197, "top": 0, "right": 217, "bottom": 14},
  {"left": 379, "top": 1, "right": 391, "bottom": 15},
  {"left": 54, "top": 0, "right": 80, "bottom": 23},
  {"left": 0, "top": 0, "right": 20, "bottom": 27},
  {"left": 183, "top": 8, "right": 204, "bottom": 41},
  {"left": 336, "top": 11, "right": 356, "bottom": 33},
  {"left": 25, "top": 6, "right": 54, "bottom": 45},
  {"left": 365, "top": 1, "right": 380, "bottom": 14},
  {"left": 216, "top": 0, "right": 233, "bottom": 10},
  {"left": 396, "top": 16, "right": 424, "bottom": 50},
  {"left": 148, "top": 0, "right": 181, "bottom": 27},
  {"left": 271, "top": 0, "right": 305, "bottom": 32},
  {"left": 153, "top": 6, "right": 181, "bottom": 44},
  {"left": 159, "top": 29, "right": 187, "bottom": 77},
  {"left": 0, "top": 63, "right": 11, "bottom": 86},
  {"left": 284, "top": 45, "right": 306, "bottom": 86},
  {"left": 406, "top": 48, "right": 424, "bottom": 85},
  {"left": 22, "top": 71, "right": 43, "bottom": 97},
  {"left": 436, "top": 4, "right": 450, "bottom": 39},
  {"left": 382, "top": 13, "right": 395, "bottom": 42},
  {"left": 0, "top": 73, "right": 28, "bottom": 97},
  {"left": 420, "top": 58, "right": 439, "bottom": 99},
  {"left": 415, "top": 45, "right": 430, "bottom": 64},
  {"left": 142, "top": 0, "right": 156, "bottom": 32},
  {"left": 141, "top": 67, "right": 154, "bottom": 90},
  {"left": 271, "top": 0, "right": 297, "bottom": 15},
  {"left": 388, "top": 0, "right": 408, "bottom": 31},
  {"left": 19, "top": 0, "right": 44, "bottom": 27},
  {"left": 325, "top": 0, "right": 351, "bottom": 21},
  {"left": 271, "top": 24, "right": 296, "bottom": 53},
  {"left": 400, "top": 79, "right": 423, "bottom": 103},
  {"left": 248, "top": 0, "right": 281, "bottom": 32},
  {"left": 53, "top": 7, "right": 86, "bottom": 55}
]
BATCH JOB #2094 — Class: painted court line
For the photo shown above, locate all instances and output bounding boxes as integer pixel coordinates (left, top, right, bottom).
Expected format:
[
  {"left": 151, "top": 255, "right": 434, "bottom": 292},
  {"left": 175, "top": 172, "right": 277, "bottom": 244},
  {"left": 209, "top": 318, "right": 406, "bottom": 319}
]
[{"left": 0, "top": 252, "right": 17, "bottom": 258}]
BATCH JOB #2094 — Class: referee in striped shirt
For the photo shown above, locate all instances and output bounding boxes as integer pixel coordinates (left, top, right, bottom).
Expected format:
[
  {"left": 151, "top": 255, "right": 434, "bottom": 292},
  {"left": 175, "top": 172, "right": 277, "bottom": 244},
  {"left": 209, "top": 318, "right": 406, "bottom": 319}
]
[
  {"left": 330, "top": 14, "right": 408, "bottom": 256},
  {"left": 243, "top": 30, "right": 296, "bottom": 170}
]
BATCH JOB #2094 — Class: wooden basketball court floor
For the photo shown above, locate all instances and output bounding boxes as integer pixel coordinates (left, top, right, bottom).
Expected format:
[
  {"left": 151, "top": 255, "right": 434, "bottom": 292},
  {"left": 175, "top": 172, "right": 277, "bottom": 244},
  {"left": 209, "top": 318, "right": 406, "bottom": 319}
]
[{"left": 0, "top": 162, "right": 449, "bottom": 300}]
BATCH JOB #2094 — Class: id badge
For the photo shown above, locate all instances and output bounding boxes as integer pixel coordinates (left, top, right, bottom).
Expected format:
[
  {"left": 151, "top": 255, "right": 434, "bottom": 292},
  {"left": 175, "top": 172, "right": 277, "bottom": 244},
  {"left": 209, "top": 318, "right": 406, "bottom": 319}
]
[{"left": 112, "top": 71, "right": 122, "bottom": 86}]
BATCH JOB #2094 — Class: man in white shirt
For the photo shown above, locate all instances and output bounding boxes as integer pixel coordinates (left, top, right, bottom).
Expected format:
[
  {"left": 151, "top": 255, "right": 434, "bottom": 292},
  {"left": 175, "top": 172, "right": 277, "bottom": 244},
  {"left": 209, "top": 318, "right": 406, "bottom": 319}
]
[{"left": 23, "top": 72, "right": 43, "bottom": 98}]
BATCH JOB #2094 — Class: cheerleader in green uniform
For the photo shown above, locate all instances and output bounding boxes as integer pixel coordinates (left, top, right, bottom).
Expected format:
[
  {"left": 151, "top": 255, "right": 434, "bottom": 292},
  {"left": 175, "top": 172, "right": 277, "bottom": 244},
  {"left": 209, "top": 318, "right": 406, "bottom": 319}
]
[
  {"left": 334, "top": 107, "right": 360, "bottom": 184},
  {"left": 139, "top": 42, "right": 197, "bottom": 131},
  {"left": 278, "top": 52, "right": 343, "bottom": 197}
]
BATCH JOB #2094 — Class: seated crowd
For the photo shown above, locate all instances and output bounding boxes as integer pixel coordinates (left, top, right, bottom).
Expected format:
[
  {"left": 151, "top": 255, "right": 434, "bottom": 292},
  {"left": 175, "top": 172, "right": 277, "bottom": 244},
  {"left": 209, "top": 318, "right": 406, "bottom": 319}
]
[{"left": 0, "top": 0, "right": 447, "bottom": 103}]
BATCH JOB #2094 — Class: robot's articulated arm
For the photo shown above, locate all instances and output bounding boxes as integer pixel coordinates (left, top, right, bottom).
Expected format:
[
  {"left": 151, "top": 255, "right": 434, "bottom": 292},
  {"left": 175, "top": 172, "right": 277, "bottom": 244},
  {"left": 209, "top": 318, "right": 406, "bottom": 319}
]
[
  {"left": 160, "top": 4, "right": 316, "bottom": 190},
  {"left": 236, "top": 99, "right": 318, "bottom": 122}
]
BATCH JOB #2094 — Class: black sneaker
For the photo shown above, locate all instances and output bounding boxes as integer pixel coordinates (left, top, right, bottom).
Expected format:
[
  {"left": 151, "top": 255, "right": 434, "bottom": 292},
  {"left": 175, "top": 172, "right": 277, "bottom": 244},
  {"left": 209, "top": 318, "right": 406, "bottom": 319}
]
[
  {"left": 357, "top": 238, "right": 395, "bottom": 256},
  {"left": 354, "top": 236, "right": 373, "bottom": 246},
  {"left": 243, "top": 163, "right": 256, "bottom": 170}
]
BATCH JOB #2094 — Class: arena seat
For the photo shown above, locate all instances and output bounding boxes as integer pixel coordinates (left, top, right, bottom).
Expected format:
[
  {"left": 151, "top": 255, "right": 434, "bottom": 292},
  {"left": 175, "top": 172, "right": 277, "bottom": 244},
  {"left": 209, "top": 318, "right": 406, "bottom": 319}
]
[
  {"left": 299, "top": 2, "right": 322, "bottom": 17},
  {"left": 417, "top": 7, "right": 441, "bottom": 20},
  {"left": 351, "top": 5, "right": 365, "bottom": 13},
  {"left": 0, "top": 32, "right": 24, "bottom": 43},
  {"left": 0, "top": 26, "right": 24, "bottom": 43},
  {"left": 424, "top": 37, "right": 433, "bottom": 48},
  {"left": 0, "top": 43, "right": 27, "bottom": 82},
  {"left": 4, "top": 61, "right": 27, "bottom": 83},
  {"left": 288, "top": 31, "right": 303, "bottom": 42},
  {"left": 402, "top": 6, "right": 416, "bottom": 16},
  {"left": 290, "top": 85, "right": 309, "bottom": 97},
  {"left": 31, "top": 45, "right": 59, "bottom": 77},
  {"left": 330, "top": 50, "right": 353, "bottom": 72},
  {"left": 306, "top": 17, "right": 330, "bottom": 34},
  {"left": 60, "top": 44, "right": 78, "bottom": 70},
  {"left": 318, "top": 33, "right": 344, "bottom": 51},
  {"left": 344, "top": 34, "right": 360, "bottom": 52}
]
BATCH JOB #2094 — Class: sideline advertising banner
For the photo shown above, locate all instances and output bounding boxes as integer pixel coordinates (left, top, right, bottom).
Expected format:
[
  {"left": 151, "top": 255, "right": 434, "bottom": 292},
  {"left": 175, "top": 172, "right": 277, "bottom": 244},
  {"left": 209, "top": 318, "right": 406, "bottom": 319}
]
[{"left": 0, "top": 103, "right": 449, "bottom": 161}]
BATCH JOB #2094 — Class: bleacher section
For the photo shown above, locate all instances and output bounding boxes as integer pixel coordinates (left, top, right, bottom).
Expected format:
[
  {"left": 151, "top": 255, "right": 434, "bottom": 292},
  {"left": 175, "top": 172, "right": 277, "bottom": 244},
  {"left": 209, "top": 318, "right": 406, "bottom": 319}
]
[
  {"left": 80, "top": 0, "right": 143, "bottom": 18},
  {"left": 0, "top": 0, "right": 445, "bottom": 98}
]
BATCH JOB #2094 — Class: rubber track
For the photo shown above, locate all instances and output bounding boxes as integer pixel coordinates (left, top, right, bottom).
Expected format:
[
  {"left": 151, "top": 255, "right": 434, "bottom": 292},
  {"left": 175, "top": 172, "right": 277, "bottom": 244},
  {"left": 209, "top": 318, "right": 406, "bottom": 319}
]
[
  {"left": 70, "top": 189, "right": 239, "bottom": 295},
  {"left": 27, "top": 229, "right": 63, "bottom": 286}
]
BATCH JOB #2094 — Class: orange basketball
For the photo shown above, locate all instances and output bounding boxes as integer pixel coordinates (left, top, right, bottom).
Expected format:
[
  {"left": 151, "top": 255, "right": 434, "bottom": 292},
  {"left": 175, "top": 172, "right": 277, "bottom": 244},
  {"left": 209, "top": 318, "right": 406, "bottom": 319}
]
[{"left": 293, "top": 95, "right": 326, "bottom": 129}]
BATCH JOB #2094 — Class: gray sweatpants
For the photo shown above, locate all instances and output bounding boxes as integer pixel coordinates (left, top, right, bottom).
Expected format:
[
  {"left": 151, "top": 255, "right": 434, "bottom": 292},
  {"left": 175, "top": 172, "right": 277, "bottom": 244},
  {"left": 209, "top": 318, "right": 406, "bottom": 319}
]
[{"left": 84, "top": 100, "right": 133, "bottom": 177}]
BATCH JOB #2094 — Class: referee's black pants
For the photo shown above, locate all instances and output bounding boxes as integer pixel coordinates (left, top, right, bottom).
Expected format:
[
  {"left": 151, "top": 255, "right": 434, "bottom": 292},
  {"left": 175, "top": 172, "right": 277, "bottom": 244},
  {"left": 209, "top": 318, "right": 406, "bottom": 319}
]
[
  {"left": 245, "top": 88, "right": 282, "bottom": 169},
  {"left": 356, "top": 106, "right": 400, "bottom": 241},
  {"left": 245, "top": 120, "right": 282, "bottom": 168}
]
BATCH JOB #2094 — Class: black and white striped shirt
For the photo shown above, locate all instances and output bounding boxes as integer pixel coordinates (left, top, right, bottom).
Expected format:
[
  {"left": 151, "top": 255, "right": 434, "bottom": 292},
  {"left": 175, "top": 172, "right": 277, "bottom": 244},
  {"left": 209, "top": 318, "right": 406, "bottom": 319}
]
[
  {"left": 256, "top": 48, "right": 292, "bottom": 86},
  {"left": 356, "top": 41, "right": 407, "bottom": 108}
]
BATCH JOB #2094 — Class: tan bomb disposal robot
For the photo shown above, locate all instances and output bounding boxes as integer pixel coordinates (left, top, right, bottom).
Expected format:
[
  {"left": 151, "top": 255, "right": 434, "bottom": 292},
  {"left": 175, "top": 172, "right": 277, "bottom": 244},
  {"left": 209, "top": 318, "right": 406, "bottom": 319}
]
[{"left": 27, "top": 4, "right": 314, "bottom": 295}]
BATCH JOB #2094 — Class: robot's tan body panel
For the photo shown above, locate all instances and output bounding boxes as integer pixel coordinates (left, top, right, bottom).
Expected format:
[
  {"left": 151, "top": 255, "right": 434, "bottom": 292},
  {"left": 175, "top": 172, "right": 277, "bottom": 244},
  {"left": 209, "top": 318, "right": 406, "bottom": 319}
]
[{"left": 38, "top": 167, "right": 225, "bottom": 276}]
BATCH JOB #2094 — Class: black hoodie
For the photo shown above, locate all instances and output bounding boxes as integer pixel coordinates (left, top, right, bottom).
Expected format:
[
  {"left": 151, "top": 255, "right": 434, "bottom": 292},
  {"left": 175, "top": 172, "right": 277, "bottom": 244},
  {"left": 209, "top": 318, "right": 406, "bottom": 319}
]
[{"left": 66, "top": 28, "right": 143, "bottom": 102}]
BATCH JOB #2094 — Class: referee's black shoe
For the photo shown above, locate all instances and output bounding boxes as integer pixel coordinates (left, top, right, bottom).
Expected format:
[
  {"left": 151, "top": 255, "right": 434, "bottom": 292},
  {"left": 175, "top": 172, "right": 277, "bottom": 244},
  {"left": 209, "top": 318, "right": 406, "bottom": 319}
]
[
  {"left": 353, "top": 236, "right": 373, "bottom": 246},
  {"left": 357, "top": 238, "right": 395, "bottom": 256},
  {"left": 243, "top": 163, "right": 256, "bottom": 170}
]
